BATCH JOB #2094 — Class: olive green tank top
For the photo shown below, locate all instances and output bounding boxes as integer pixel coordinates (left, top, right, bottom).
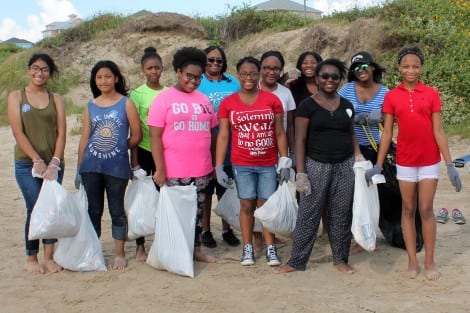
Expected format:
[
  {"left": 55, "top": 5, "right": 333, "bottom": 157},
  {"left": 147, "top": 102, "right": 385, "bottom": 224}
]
[{"left": 14, "top": 88, "right": 59, "bottom": 164}]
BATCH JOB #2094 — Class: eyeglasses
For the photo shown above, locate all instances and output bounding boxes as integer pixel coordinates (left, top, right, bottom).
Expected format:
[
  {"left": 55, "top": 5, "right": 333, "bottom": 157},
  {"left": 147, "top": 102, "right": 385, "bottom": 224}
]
[
  {"left": 29, "top": 65, "right": 50, "bottom": 74},
  {"left": 238, "top": 72, "right": 260, "bottom": 79},
  {"left": 353, "top": 63, "right": 369, "bottom": 73},
  {"left": 207, "top": 58, "right": 224, "bottom": 64},
  {"left": 183, "top": 72, "right": 202, "bottom": 82},
  {"left": 261, "top": 66, "right": 281, "bottom": 73},
  {"left": 319, "top": 73, "right": 340, "bottom": 81}
]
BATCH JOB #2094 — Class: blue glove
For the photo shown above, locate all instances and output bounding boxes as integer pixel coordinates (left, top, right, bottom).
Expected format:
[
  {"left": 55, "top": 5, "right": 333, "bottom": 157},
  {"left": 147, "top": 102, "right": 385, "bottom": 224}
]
[
  {"left": 215, "top": 165, "right": 234, "bottom": 189},
  {"left": 365, "top": 165, "right": 382, "bottom": 186},
  {"left": 74, "top": 168, "right": 82, "bottom": 189},
  {"left": 354, "top": 112, "right": 369, "bottom": 125},
  {"left": 368, "top": 110, "right": 383, "bottom": 125},
  {"left": 446, "top": 163, "right": 462, "bottom": 192}
]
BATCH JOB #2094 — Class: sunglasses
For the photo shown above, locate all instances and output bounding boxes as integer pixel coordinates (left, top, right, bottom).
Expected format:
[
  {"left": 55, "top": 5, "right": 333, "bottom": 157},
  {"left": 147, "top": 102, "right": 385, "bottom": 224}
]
[
  {"left": 319, "top": 73, "right": 340, "bottom": 81},
  {"left": 207, "top": 58, "right": 224, "bottom": 64},
  {"left": 353, "top": 63, "right": 369, "bottom": 73}
]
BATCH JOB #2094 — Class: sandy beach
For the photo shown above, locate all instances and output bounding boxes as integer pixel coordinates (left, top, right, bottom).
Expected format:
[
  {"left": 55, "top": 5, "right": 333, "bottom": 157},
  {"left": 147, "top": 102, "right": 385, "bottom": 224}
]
[{"left": 1, "top": 116, "right": 469, "bottom": 313}]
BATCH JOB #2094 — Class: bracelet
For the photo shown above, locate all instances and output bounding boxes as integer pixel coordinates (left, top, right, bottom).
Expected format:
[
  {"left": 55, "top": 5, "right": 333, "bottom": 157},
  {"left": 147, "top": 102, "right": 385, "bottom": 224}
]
[{"left": 52, "top": 156, "right": 61, "bottom": 164}]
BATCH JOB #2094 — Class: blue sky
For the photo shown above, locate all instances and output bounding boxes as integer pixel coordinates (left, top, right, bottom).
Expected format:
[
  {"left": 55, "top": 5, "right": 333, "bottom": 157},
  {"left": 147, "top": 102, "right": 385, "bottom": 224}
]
[{"left": 0, "top": 0, "right": 385, "bottom": 43}]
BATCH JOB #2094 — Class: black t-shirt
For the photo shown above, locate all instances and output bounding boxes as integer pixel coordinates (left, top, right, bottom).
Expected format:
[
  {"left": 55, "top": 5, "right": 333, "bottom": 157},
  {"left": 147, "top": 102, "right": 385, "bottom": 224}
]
[{"left": 296, "top": 96, "right": 355, "bottom": 163}]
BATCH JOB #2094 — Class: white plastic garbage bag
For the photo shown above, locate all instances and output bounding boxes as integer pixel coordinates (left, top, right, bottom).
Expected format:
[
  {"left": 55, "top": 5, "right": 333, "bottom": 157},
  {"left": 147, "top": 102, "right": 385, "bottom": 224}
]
[
  {"left": 29, "top": 180, "right": 80, "bottom": 240},
  {"left": 125, "top": 176, "right": 159, "bottom": 240},
  {"left": 213, "top": 187, "right": 262, "bottom": 232},
  {"left": 351, "top": 161, "right": 380, "bottom": 251},
  {"left": 147, "top": 184, "right": 197, "bottom": 278},
  {"left": 254, "top": 182, "right": 298, "bottom": 237},
  {"left": 54, "top": 187, "right": 107, "bottom": 271}
]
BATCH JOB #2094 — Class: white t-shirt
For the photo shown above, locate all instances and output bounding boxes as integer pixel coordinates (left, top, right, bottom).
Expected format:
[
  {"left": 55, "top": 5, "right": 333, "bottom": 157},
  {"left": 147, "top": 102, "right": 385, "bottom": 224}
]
[{"left": 272, "top": 83, "right": 296, "bottom": 131}]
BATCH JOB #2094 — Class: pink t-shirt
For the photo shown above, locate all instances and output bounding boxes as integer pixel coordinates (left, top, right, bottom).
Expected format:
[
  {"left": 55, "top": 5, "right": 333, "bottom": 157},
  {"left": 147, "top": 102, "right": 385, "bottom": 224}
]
[
  {"left": 218, "top": 90, "right": 284, "bottom": 166},
  {"left": 147, "top": 87, "right": 218, "bottom": 177},
  {"left": 383, "top": 81, "right": 441, "bottom": 166}
]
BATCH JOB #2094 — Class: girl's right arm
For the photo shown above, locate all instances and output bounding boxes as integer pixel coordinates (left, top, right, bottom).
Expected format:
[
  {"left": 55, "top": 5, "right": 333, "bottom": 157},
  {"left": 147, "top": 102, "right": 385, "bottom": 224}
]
[
  {"left": 77, "top": 106, "right": 91, "bottom": 167},
  {"left": 294, "top": 116, "right": 309, "bottom": 174},
  {"left": 149, "top": 126, "right": 165, "bottom": 187},
  {"left": 215, "top": 118, "right": 230, "bottom": 166},
  {"left": 375, "top": 113, "right": 394, "bottom": 168},
  {"left": 7, "top": 90, "right": 43, "bottom": 162}
]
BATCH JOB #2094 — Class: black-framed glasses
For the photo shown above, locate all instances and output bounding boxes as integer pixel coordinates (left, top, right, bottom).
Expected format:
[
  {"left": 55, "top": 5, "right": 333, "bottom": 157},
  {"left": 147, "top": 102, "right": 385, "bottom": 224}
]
[
  {"left": 261, "top": 66, "right": 281, "bottom": 73},
  {"left": 238, "top": 72, "right": 260, "bottom": 79},
  {"left": 183, "top": 72, "right": 202, "bottom": 82},
  {"left": 29, "top": 65, "right": 50, "bottom": 74},
  {"left": 353, "top": 63, "right": 369, "bottom": 73},
  {"left": 207, "top": 58, "right": 224, "bottom": 64},
  {"left": 319, "top": 73, "right": 340, "bottom": 81}
]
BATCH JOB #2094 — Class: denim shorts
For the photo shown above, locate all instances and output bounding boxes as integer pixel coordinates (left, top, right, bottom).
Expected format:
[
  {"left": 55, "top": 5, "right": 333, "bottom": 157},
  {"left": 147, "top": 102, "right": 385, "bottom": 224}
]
[{"left": 232, "top": 165, "right": 277, "bottom": 200}]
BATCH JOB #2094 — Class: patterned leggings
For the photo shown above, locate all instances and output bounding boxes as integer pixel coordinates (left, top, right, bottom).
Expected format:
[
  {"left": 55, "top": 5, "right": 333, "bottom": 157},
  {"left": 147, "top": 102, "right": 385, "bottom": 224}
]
[
  {"left": 287, "top": 156, "right": 355, "bottom": 270},
  {"left": 166, "top": 175, "right": 210, "bottom": 247}
]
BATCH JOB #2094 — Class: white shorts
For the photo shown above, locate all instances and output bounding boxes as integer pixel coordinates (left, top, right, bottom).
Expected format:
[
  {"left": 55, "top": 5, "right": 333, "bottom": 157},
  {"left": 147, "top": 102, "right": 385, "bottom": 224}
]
[{"left": 396, "top": 162, "right": 440, "bottom": 182}]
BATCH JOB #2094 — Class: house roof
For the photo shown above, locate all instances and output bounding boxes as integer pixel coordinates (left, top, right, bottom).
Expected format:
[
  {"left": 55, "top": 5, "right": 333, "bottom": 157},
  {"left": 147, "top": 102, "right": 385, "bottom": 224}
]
[
  {"left": 3, "top": 37, "right": 34, "bottom": 44},
  {"left": 254, "top": 0, "right": 322, "bottom": 14},
  {"left": 45, "top": 21, "right": 77, "bottom": 31}
]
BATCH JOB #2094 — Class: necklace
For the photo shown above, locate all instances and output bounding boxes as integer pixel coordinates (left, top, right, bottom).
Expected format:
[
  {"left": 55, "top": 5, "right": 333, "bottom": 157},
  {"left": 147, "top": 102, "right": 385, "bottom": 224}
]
[{"left": 314, "top": 93, "right": 338, "bottom": 116}]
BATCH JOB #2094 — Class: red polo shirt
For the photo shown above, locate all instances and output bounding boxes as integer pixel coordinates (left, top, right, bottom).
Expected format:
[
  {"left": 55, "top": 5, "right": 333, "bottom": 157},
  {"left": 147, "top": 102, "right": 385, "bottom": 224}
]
[{"left": 383, "top": 81, "right": 441, "bottom": 166}]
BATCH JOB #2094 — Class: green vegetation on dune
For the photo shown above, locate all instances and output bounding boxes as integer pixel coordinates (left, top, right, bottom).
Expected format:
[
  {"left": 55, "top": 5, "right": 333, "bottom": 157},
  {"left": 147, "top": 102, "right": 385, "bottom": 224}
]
[{"left": 0, "top": 0, "right": 468, "bottom": 135}]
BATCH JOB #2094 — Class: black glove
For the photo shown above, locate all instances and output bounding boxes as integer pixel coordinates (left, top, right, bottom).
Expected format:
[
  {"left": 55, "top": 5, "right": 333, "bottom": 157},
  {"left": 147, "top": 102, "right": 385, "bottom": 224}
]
[
  {"left": 365, "top": 165, "right": 382, "bottom": 186},
  {"left": 354, "top": 112, "right": 369, "bottom": 125},
  {"left": 368, "top": 110, "right": 383, "bottom": 125}
]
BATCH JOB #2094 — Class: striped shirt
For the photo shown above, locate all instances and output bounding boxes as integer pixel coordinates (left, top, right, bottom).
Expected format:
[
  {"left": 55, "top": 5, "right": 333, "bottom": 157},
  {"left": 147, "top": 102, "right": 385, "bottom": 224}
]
[{"left": 338, "top": 82, "right": 388, "bottom": 146}]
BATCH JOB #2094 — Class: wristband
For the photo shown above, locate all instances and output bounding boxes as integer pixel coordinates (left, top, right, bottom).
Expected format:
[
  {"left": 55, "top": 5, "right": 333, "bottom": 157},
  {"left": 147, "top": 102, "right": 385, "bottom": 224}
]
[{"left": 33, "top": 158, "right": 44, "bottom": 164}]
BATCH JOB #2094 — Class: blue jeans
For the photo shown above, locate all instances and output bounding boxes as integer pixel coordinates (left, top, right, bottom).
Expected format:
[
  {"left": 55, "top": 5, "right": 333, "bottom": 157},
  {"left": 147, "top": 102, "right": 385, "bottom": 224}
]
[
  {"left": 15, "top": 160, "right": 64, "bottom": 256},
  {"left": 232, "top": 165, "right": 278, "bottom": 200},
  {"left": 81, "top": 172, "right": 128, "bottom": 241}
]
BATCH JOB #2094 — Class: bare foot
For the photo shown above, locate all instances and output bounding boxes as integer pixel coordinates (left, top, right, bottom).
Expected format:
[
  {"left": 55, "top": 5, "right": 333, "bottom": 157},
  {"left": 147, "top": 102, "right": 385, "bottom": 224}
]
[
  {"left": 274, "top": 264, "right": 297, "bottom": 274},
  {"left": 335, "top": 263, "right": 356, "bottom": 274},
  {"left": 405, "top": 264, "right": 420, "bottom": 279},
  {"left": 194, "top": 248, "right": 217, "bottom": 263},
  {"left": 135, "top": 245, "right": 147, "bottom": 262},
  {"left": 349, "top": 243, "right": 366, "bottom": 255},
  {"left": 24, "top": 260, "right": 44, "bottom": 274},
  {"left": 44, "top": 259, "right": 62, "bottom": 273},
  {"left": 425, "top": 263, "right": 440, "bottom": 281},
  {"left": 112, "top": 256, "right": 127, "bottom": 270}
]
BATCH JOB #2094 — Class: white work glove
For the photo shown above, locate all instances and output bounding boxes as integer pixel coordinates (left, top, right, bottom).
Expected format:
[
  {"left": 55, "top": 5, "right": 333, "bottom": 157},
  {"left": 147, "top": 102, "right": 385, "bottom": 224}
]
[
  {"left": 215, "top": 165, "right": 234, "bottom": 189},
  {"left": 295, "top": 173, "right": 311, "bottom": 196},
  {"left": 132, "top": 167, "right": 147, "bottom": 179}
]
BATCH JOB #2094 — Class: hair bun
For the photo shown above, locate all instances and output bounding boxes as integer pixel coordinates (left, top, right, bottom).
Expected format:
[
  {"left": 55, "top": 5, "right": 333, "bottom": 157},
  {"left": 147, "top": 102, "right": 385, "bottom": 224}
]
[{"left": 144, "top": 46, "right": 157, "bottom": 54}]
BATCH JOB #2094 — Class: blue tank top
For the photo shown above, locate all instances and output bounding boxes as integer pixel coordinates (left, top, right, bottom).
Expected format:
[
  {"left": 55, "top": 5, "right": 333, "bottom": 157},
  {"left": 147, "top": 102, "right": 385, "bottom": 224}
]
[{"left": 80, "top": 96, "right": 131, "bottom": 179}]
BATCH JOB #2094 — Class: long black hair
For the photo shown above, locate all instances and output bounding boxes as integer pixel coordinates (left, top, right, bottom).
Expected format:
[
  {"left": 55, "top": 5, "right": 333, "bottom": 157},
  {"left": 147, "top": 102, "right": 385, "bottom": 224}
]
[{"left": 90, "top": 60, "right": 128, "bottom": 98}]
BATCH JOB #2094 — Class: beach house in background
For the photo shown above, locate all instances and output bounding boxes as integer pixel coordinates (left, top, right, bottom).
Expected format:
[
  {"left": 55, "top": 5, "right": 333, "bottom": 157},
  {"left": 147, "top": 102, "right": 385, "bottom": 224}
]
[
  {"left": 2, "top": 37, "right": 34, "bottom": 49},
  {"left": 253, "top": 0, "right": 322, "bottom": 18},
  {"left": 42, "top": 14, "right": 83, "bottom": 38}
]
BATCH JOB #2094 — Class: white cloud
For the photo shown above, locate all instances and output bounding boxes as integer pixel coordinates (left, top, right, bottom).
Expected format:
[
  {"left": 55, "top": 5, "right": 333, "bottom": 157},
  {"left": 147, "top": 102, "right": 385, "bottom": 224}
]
[{"left": 1, "top": 0, "right": 78, "bottom": 43}]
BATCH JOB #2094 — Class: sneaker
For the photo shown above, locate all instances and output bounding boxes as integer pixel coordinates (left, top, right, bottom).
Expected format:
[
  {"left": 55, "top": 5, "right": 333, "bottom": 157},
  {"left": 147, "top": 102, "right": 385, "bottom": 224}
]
[
  {"left": 436, "top": 208, "right": 448, "bottom": 224},
  {"left": 240, "top": 244, "right": 255, "bottom": 266},
  {"left": 222, "top": 229, "right": 241, "bottom": 246},
  {"left": 452, "top": 208, "right": 466, "bottom": 224},
  {"left": 201, "top": 231, "right": 217, "bottom": 248},
  {"left": 266, "top": 244, "right": 281, "bottom": 267}
]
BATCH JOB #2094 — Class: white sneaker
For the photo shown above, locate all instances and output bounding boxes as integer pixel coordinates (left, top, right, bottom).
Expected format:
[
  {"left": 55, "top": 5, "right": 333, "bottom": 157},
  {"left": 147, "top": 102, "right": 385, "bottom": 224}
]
[
  {"left": 266, "top": 244, "right": 281, "bottom": 266},
  {"left": 240, "top": 244, "right": 255, "bottom": 266}
]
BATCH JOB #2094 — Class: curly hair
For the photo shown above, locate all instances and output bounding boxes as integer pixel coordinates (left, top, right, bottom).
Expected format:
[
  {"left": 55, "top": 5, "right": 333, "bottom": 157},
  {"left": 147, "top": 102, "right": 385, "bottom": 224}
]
[{"left": 172, "top": 47, "right": 206, "bottom": 72}]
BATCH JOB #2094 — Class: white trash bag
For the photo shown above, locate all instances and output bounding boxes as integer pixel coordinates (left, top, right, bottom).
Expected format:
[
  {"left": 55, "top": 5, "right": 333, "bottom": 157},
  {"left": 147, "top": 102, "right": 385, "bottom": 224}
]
[
  {"left": 351, "top": 161, "right": 380, "bottom": 251},
  {"left": 125, "top": 176, "right": 159, "bottom": 240},
  {"left": 54, "top": 187, "right": 107, "bottom": 271},
  {"left": 213, "top": 187, "right": 262, "bottom": 232},
  {"left": 147, "top": 184, "right": 197, "bottom": 278},
  {"left": 254, "top": 182, "right": 298, "bottom": 237},
  {"left": 29, "top": 180, "right": 80, "bottom": 240}
]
